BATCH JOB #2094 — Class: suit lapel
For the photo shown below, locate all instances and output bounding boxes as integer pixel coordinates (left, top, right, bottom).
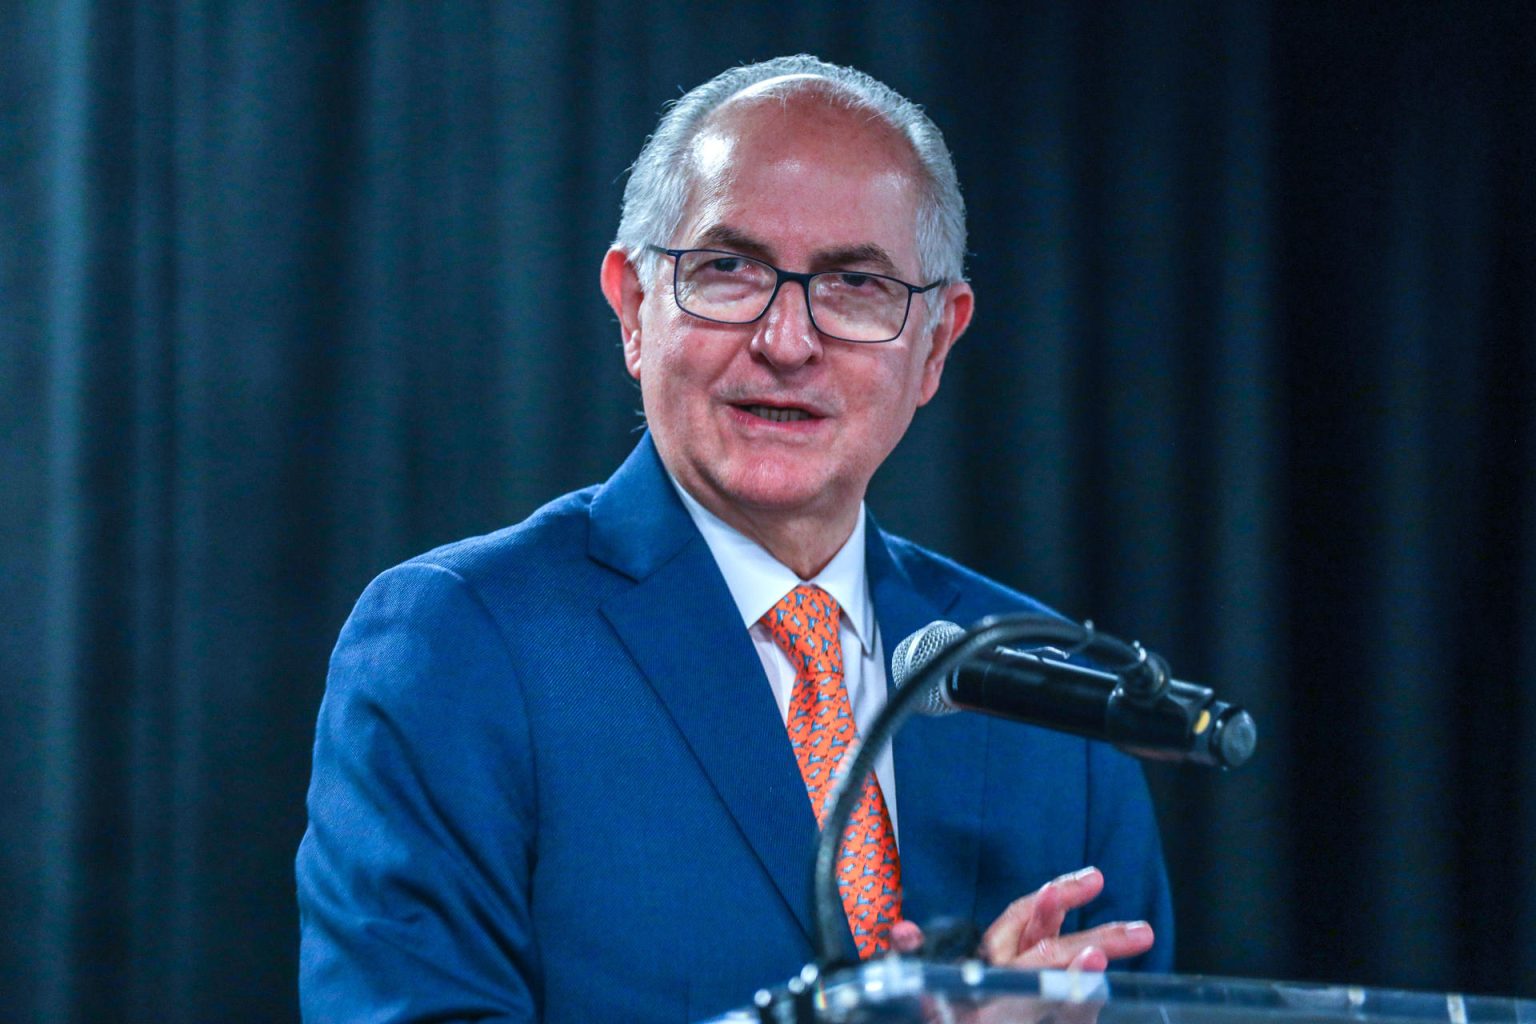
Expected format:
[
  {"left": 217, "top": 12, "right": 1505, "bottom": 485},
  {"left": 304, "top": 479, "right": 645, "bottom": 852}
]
[
  {"left": 591, "top": 436, "right": 821, "bottom": 942},
  {"left": 866, "top": 521, "right": 990, "bottom": 930}
]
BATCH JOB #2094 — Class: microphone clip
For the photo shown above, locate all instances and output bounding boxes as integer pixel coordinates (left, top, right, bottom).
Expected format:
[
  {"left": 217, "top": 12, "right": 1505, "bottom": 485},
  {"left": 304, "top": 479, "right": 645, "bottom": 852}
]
[{"left": 1112, "top": 642, "right": 1171, "bottom": 706}]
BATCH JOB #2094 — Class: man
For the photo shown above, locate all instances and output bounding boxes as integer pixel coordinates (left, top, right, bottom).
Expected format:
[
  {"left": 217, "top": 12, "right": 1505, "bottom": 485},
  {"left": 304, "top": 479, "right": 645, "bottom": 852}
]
[{"left": 298, "top": 56, "right": 1172, "bottom": 1024}]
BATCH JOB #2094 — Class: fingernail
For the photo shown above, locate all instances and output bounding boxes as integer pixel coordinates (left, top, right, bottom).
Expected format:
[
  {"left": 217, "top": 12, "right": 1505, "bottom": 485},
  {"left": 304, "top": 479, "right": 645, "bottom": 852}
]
[
  {"left": 1055, "top": 866, "right": 1097, "bottom": 884},
  {"left": 1125, "top": 921, "right": 1151, "bottom": 933}
]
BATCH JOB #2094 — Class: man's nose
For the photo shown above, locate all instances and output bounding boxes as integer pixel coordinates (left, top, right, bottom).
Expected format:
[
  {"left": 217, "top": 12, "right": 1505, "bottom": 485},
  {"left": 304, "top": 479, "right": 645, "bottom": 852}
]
[{"left": 751, "top": 281, "right": 823, "bottom": 368}]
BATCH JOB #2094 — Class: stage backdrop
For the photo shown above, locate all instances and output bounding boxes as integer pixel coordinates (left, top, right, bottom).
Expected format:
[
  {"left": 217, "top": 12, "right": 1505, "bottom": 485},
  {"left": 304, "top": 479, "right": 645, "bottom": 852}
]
[{"left": 4, "top": 2, "right": 1533, "bottom": 1021}]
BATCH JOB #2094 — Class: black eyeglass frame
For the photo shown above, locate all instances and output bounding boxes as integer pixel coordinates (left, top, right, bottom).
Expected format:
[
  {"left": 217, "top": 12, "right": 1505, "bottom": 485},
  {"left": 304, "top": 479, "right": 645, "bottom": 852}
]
[{"left": 646, "top": 244, "right": 944, "bottom": 344}]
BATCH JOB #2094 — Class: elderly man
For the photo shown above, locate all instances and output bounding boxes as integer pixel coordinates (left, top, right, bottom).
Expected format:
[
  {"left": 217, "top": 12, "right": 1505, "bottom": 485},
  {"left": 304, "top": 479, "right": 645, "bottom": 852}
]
[{"left": 298, "top": 55, "right": 1172, "bottom": 1024}]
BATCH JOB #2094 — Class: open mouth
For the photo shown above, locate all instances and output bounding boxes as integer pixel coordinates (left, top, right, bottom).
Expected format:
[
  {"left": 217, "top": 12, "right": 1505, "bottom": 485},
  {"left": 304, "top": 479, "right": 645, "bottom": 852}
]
[{"left": 738, "top": 404, "right": 816, "bottom": 423}]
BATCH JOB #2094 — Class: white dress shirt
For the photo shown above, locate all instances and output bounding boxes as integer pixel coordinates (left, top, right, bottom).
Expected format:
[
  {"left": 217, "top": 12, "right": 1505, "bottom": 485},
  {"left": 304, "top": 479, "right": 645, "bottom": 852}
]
[{"left": 670, "top": 479, "right": 899, "bottom": 843}]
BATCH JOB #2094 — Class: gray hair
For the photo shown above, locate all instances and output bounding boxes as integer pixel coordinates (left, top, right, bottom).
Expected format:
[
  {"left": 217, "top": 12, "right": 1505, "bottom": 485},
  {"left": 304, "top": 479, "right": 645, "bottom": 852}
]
[{"left": 615, "top": 55, "right": 967, "bottom": 291}]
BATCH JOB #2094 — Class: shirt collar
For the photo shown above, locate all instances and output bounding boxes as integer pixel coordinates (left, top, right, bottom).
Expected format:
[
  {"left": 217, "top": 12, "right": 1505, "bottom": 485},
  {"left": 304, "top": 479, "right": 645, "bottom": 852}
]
[{"left": 669, "top": 475, "right": 874, "bottom": 656}]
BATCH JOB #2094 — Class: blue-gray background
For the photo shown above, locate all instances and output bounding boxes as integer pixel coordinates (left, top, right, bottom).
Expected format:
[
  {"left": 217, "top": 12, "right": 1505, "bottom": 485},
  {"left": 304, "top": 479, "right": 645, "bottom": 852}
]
[{"left": 3, "top": 2, "right": 1533, "bottom": 1021}]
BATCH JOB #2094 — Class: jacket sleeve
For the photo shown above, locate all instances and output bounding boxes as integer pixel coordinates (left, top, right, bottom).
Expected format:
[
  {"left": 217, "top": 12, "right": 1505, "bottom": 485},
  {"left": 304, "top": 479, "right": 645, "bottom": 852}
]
[
  {"left": 296, "top": 562, "right": 540, "bottom": 1022},
  {"left": 1080, "top": 740, "right": 1176, "bottom": 973}
]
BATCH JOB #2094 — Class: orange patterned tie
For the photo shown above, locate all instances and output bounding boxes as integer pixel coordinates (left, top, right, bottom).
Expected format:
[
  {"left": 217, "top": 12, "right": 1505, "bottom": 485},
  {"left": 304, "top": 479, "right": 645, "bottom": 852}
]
[{"left": 761, "top": 584, "right": 900, "bottom": 958}]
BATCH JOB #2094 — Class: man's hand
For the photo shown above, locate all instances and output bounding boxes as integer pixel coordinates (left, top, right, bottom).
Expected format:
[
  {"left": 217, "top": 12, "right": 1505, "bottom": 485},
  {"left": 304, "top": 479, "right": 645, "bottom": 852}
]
[{"left": 890, "top": 866, "right": 1155, "bottom": 972}]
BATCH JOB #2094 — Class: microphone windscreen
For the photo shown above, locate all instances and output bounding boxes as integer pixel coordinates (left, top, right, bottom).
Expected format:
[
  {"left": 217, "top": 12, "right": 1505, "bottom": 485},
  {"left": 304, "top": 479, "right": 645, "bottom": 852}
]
[{"left": 889, "top": 620, "right": 965, "bottom": 716}]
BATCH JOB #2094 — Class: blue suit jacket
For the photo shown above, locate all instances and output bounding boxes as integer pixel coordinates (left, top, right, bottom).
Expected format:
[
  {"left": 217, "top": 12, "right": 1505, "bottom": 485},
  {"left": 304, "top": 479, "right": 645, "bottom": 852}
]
[{"left": 297, "top": 435, "right": 1173, "bottom": 1023}]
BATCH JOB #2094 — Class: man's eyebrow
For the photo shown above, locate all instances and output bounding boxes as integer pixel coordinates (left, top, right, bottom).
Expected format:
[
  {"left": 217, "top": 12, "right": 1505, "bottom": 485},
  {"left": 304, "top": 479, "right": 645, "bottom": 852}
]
[
  {"left": 690, "top": 227, "right": 900, "bottom": 275},
  {"left": 811, "top": 243, "right": 898, "bottom": 274},
  {"left": 691, "top": 225, "right": 773, "bottom": 259}
]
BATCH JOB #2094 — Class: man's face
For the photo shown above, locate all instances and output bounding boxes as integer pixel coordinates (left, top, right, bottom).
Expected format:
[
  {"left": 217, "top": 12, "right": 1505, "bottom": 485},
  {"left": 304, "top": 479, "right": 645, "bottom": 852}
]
[{"left": 603, "top": 94, "right": 972, "bottom": 545}]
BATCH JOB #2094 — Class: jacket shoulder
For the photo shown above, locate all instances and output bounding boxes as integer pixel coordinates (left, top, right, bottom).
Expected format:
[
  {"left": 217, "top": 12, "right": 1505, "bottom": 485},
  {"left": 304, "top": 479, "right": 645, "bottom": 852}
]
[
  {"left": 880, "top": 531, "right": 1064, "bottom": 623},
  {"left": 398, "top": 484, "right": 602, "bottom": 588}
]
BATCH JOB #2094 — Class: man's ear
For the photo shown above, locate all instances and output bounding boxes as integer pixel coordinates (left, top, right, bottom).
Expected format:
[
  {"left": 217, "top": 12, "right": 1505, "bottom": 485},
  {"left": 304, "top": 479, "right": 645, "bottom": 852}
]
[
  {"left": 600, "top": 247, "right": 646, "bottom": 380},
  {"left": 917, "top": 281, "right": 974, "bottom": 405}
]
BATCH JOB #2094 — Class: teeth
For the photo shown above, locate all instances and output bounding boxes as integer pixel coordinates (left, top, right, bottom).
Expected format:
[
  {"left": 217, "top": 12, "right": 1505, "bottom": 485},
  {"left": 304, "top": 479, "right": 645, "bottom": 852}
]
[{"left": 744, "top": 404, "right": 812, "bottom": 423}]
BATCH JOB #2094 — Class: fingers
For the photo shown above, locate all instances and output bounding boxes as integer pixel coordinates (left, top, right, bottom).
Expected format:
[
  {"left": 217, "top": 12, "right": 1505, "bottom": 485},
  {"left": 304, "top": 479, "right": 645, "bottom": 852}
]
[
  {"left": 981, "top": 866, "right": 1104, "bottom": 963},
  {"left": 996, "top": 920, "right": 1154, "bottom": 971},
  {"left": 980, "top": 866, "right": 1155, "bottom": 970},
  {"left": 890, "top": 919, "right": 925, "bottom": 955}
]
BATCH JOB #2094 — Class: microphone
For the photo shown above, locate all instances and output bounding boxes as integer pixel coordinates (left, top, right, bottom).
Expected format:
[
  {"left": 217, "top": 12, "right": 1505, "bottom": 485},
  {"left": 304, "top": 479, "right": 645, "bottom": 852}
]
[{"left": 891, "top": 621, "right": 1256, "bottom": 769}]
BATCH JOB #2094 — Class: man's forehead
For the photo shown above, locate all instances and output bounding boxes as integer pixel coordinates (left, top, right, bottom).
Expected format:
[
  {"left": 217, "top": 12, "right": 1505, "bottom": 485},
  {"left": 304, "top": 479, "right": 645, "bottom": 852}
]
[
  {"left": 688, "top": 128, "right": 736, "bottom": 184},
  {"left": 676, "top": 164, "right": 920, "bottom": 266},
  {"left": 669, "top": 90, "right": 924, "bottom": 268}
]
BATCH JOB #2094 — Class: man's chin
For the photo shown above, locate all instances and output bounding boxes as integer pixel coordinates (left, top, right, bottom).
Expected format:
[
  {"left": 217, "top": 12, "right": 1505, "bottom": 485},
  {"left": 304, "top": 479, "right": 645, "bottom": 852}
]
[
  {"left": 721, "top": 461, "right": 841, "bottom": 510},
  {"left": 681, "top": 461, "right": 832, "bottom": 517}
]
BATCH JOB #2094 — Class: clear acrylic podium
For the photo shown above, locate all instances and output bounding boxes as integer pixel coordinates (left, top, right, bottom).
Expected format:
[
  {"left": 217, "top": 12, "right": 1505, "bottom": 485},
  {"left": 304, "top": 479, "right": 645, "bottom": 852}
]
[{"left": 702, "top": 958, "right": 1536, "bottom": 1024}]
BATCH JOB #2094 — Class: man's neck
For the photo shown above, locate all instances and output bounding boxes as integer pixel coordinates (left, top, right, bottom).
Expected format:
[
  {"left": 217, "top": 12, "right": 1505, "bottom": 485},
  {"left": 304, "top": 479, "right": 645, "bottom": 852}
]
[{"left": 670, "top": 478, "right": 861, "bottom": 580}]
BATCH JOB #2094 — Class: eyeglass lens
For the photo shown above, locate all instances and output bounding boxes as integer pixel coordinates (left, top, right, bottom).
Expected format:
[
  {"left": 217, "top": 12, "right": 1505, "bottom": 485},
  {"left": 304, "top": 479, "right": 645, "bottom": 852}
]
[{"left": 673, "top": 250, "right": 910, "bottom": 342}]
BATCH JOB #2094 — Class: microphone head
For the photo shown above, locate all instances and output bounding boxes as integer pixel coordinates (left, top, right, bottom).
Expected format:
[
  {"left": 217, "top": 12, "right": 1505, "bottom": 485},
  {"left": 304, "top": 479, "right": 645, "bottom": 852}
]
[{"left": 890, "top": 620, "right": 965, "bottom": 716}]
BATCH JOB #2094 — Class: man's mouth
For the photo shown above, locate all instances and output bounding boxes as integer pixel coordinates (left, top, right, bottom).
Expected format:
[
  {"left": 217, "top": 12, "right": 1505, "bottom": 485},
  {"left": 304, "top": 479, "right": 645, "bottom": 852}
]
[{"left": 738, "top": 404, "right": 816, "bottom": 423}]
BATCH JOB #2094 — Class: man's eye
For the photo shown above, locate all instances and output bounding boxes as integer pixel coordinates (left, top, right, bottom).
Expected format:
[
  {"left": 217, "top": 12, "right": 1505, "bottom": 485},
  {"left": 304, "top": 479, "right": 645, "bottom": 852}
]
[
  {"left": 836, "top": 273, "right": 873, "bottom": 288},
  {"left": 707, "top": 257, "right": 745, "bottom": 273}
]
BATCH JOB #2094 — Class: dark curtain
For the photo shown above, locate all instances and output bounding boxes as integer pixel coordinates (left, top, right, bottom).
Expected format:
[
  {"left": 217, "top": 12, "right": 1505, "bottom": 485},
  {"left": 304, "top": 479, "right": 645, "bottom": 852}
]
[{"left": 4, "top": 2, "right": 1533, "bottom": 1021}]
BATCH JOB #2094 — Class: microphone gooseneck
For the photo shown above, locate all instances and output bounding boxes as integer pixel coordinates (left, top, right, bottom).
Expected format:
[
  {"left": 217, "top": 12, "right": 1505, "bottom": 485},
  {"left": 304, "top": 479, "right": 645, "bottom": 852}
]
[{"left": 811, "top": 613, "right": 1256, "bottom": 968}]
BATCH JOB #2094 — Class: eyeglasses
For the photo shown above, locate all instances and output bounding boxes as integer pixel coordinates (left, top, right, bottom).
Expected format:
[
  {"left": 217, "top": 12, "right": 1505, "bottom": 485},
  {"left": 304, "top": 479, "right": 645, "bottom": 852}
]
[{"left": 647, "top": 245, "right": 942, "bottom": 344}]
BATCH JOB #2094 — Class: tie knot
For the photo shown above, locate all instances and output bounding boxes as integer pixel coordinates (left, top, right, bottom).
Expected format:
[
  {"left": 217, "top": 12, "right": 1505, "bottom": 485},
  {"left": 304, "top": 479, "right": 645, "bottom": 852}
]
[{"left": 761, "top": 584, "right": 843, "bottom": 680}]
